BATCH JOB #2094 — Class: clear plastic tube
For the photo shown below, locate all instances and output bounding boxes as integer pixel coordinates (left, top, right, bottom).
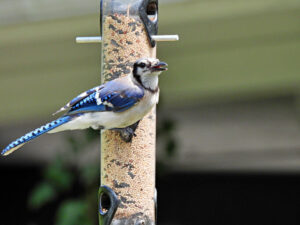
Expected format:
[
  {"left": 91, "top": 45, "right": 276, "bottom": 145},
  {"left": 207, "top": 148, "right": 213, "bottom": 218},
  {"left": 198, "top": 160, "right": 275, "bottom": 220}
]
[{"left": 100, "top": 0, "right": 157, "bottom": 224}]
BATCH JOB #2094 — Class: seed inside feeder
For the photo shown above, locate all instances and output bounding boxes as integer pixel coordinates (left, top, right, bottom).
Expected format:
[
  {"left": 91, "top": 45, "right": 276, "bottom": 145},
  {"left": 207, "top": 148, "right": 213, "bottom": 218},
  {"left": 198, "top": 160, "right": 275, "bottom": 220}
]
[
  {"left": 101, "top": 12, "right": 156, "bottom": 221},
  {"left": 102, "top": 14, "right": 151, "bottom": 82}
]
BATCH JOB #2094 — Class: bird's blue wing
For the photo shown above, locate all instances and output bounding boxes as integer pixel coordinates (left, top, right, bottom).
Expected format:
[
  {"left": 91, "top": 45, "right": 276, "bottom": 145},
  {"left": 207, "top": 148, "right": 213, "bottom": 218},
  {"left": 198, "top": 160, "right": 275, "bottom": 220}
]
[
  {"left": 67, "top": 79, "right": 144, "bottom": 114},
  {"left": 53, "top": 86, "right": 103, "bottom": 115}
]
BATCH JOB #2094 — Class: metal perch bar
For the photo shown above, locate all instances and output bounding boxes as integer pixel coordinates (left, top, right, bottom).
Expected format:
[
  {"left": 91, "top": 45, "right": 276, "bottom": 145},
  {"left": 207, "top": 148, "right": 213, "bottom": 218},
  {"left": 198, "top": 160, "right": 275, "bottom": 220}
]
[{"left": 75, "top": 35, "right": 179, "bottom": 43}]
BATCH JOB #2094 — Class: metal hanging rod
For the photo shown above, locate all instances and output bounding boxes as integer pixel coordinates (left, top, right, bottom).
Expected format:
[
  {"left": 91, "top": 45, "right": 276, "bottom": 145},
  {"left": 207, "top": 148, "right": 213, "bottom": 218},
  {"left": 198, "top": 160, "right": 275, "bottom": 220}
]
[
  {"left": 152, "top": 35, "right": 179, "bottom": 41},
  {"left": 76, "top": 35, "right": 179, "bottom": 43},
  {"left": 76, "top": 36, "right": 102, "bottom": 43}
]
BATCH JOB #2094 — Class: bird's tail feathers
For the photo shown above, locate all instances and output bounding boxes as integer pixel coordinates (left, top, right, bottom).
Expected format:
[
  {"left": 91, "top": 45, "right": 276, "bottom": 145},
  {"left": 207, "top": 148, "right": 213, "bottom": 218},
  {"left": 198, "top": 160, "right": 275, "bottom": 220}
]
[{"left": 1, "top": 115, "right": 72, "bottom": 156}]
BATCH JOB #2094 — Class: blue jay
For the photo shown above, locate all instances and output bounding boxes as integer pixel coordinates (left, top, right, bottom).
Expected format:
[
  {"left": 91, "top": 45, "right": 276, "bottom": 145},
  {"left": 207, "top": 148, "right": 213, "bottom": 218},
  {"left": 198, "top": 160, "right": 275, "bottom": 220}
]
[{"left": 1, "top": 58, "right": 167, "bottom": 156}]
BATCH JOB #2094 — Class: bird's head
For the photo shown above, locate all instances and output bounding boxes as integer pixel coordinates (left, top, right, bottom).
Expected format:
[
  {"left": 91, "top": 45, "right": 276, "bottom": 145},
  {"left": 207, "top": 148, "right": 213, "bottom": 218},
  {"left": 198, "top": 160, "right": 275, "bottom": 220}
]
[
  {"left": 132, "top": 58, "right": 168, "bottom": 92},
  {"left": 133, "top": 58, "right": 168, "bottom": 77}
]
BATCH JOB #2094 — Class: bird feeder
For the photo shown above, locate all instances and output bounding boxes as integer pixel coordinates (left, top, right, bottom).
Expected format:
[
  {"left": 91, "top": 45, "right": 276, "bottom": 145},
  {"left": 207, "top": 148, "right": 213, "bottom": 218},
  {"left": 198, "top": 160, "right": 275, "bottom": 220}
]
[{"left": 76, "top": 0, "right": 178, "bottom": 224}]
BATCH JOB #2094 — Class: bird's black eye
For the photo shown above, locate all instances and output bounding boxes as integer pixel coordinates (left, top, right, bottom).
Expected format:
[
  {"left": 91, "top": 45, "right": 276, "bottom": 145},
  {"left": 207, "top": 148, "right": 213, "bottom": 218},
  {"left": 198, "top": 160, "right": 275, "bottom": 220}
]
[{"left": 139, "top": 63, "right": 146, "bottom": 68}]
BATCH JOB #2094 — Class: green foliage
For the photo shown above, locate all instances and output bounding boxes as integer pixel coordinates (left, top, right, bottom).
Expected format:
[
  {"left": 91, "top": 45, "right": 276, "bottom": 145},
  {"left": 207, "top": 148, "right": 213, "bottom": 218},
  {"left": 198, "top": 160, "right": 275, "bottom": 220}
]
[
  {"left": 28, "top": 157, "right": 75, "bottom": 210},
  {"left": 157, "top": 117, "right": 178, "bottom": 158},
  {"left": 166, "top": 138, "right": 177, "bottom": 157},
  {"left": 28, "top": 129, "right": 99, "bottom": 225},
  {"left": 80, "top": 163, "right": 99, "bottom": 186},
  {"left": 28, "top": 182, "right": 56, "bottom": 209},
  {"left": 44, "top": 157, "right": 74, "bottom": 190},
  {"left": 55, "top": 200, "right": 93, "bottom": 225},
  {"left": 157, "top": 111, "right": 178, "bottom": 176}
]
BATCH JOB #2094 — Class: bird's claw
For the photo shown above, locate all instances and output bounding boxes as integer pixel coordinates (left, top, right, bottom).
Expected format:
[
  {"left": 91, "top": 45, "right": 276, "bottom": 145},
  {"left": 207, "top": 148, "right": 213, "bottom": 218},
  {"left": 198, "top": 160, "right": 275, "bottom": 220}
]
[
  {"left": 119, "top": 128, "right": 135, "bottom": 143},
  {"left": 113, "top": 121, "right": 140, "bottom": 143}
]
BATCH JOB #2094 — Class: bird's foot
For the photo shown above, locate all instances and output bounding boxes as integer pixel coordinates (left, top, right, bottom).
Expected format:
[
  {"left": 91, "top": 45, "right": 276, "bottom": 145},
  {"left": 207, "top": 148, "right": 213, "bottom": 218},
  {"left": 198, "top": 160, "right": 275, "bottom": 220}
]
[
  {"left": 118, "top": 127, "right": 136, "bottom": 143},
  {"left": 113, "top": 121, "right": 140, "bottom": 143}
]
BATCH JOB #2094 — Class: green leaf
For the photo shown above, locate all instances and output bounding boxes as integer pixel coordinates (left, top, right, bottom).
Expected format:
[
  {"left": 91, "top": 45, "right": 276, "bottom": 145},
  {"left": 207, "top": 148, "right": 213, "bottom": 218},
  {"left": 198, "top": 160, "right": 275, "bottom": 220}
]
[
  {"left": 55, "top": 199, "right": 93, "bottom": 225},
  {"left": 45, "top": 157, "right": 74, "bottom": 190},
  {"left": 162, "top": 119, "right": 176, "bottom": 133},
  {"left": 166, "top": 138, "right": 177, "bottom": 157},
  {"left": 28, "top": 182, "right": 56, "bottom": 209}
]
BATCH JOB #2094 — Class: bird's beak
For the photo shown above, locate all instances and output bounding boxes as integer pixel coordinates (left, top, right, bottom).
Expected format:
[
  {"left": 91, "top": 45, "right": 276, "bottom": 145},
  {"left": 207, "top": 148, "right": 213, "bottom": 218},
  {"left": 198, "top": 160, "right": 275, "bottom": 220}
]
[{"left": 151, "top": 61, "right": 168, "bottom": 71}]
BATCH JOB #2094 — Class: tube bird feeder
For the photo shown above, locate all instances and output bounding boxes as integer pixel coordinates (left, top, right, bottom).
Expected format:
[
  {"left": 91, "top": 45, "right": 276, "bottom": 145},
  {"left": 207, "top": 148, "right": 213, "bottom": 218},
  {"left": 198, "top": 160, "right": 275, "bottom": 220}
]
[
  {"left": 100, "top": 1, "right": 157, "bottom": 224},
  {"left": 76, "top": 0, "right": 178, "bottom": 224}
]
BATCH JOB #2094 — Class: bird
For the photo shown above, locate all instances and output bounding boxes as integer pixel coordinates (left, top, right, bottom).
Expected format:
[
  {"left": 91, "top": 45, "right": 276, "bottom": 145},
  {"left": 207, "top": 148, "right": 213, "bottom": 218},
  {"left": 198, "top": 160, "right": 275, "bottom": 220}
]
[{"left": 1, "top": 58, "right": 168, "bottom": 156}]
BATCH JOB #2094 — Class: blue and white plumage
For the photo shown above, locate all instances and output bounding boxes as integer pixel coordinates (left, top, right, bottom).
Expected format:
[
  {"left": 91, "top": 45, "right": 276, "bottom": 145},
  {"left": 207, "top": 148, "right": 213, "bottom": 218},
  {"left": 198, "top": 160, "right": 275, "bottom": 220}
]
[{"left": 1, "top": 58, "right": 168, "bottom": 156}]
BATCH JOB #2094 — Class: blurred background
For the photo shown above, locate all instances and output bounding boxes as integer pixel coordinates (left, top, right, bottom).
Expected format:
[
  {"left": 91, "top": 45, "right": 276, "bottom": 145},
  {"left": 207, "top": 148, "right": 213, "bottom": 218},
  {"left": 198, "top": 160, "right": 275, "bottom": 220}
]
[{"left": 1, "top": 0, "right": 300, "bottom": 224}]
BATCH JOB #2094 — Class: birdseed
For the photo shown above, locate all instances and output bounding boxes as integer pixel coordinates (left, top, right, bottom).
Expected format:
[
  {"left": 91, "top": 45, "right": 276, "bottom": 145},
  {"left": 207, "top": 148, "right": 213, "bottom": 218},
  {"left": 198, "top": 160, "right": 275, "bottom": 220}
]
[{"left": 101, "top": 13, "right": 156, "bottom": 222}]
